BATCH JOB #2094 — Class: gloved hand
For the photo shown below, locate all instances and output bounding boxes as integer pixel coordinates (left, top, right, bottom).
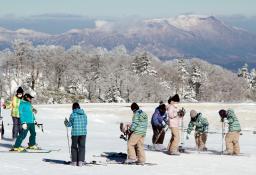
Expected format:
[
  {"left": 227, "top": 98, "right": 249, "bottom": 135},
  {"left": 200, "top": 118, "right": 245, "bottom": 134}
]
[
  {"left": 22, "top": 123, "right": 28, "bottom": 130},
  {"left": 34, "top": 120, "right": 38, "bottom": 125},
  {"left": 186, "top": 134, "right": 190, "bottom": 140},
  {"left": 32, "top": 108, "right": 38, "bottom": 114},
  {"left": 2, "top": 104, "right": 6, "bottom": 109},
  {"left": 64, "top": 118, "right": 69, "bottom": 126}
]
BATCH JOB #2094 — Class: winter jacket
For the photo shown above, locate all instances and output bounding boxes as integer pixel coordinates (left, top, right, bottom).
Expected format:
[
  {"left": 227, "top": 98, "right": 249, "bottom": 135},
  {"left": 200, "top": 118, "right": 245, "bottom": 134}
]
[
  {"left": 6, "top": 96, "right": 21, "bottom": 118},
  {"left": 19, "top": 100, "right": 35, "bottom": 124},
  {"left": 151, "top": 107, "right": 167, "bottom": 127},
  {"left": 167, "top": 104, "right": 180, "bottom": 128},
  {"left": 187, "top": 113, "right": 209, "bottom": 134},
  {"left": 130, "top": 109, "right": 148, "bottom": 136},
  {"left": 226, "top": 109, "right": 241, "bottom": 132},
  {"left": 66, "top": 109, "right": 87, "bottom": 136}
]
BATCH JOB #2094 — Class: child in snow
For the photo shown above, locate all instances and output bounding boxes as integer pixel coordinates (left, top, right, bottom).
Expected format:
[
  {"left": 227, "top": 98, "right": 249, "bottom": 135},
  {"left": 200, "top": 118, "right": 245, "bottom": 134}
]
[
  {"left": 3, "top": 87, "right": 24, "bottom": 139},
  {"left": 167, "top": 94, "right": 183, "bottom": 155},
  {"left": 219, "top": 109, "right": 241, "bottom": 155},
  {"left": 65, "top": 102, "right": 87, "bottom": 166},
  {"left": 151, "top": 103, "right": 168, "bottom": 150},
  {"left": 11, "top": 93, "right": 38, "bottom": 152},
  {"left": 126, "top": 103, "right": 148, "bottom": 165},
  {"left": 186, "top": 110, "right": 209, "bottom": 151}
]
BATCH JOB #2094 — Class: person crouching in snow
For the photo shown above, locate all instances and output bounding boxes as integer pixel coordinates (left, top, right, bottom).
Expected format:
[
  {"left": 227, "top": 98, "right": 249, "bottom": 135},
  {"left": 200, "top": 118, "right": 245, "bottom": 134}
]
[
  {"left": 126, "top": 103, "right": 148, "bottom": 165},
  {"left": 64, "top": 102, "right": 87, "bottom": 166},
  {"left": 219, "top": 109, "right": 241, "bottom": 155},
  {"left": 11, "top": 93, "right": 38, "bottom": 152},
  {"left": 167, "top": 94, "right": 182, "bottom": 155},
  {"left": 186, "top": 110, "right": 209, "bottom": 151},
  {"left": 151, "top": 103, "right": 168, "bottom": 150}
]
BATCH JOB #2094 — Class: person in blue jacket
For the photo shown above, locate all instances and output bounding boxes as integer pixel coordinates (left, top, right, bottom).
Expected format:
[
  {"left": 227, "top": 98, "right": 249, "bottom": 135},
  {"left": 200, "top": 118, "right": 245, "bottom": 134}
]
[
  {"left": 11, "top": 93, "right": 38, "bottom": 152},
  {"left": 151, "top": 103, "right": 168, "bottom": 150},
  {"left": 65, "top": 102, "right": 87, "bottom": 166}
]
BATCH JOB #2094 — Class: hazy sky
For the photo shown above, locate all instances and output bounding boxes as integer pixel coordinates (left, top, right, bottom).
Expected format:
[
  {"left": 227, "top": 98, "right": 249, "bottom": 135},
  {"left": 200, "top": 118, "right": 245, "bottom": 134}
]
[{"left": 0, "top": 0, "right": 255, "bottom": 17}]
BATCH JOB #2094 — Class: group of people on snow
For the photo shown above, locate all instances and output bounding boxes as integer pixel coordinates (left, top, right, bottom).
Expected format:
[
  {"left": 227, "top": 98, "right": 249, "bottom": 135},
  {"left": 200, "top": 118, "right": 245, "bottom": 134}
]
[
  {"left": 1, "top": 87, "right": 241, "bottom": 166},
  {"left": 150, "top": 94, "right": 241, "bottom": 157}
]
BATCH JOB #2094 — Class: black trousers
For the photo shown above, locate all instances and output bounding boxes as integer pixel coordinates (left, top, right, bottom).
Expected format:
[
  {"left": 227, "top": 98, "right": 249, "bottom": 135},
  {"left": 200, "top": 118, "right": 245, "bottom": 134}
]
[
  {"left": 71, "top": 135, "right": 86, "bottom": 162},
  {"left": 152, "top": 125, "right": 165, "bottom": 144},
  {"left": 12, "top": 117, "right": 22, "bottom": 139}
]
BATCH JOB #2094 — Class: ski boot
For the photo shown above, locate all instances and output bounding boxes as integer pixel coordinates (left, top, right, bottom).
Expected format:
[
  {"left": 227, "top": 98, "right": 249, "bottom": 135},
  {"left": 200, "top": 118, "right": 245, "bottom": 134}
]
[
  {"left": 10, "top": 147, "right": 26, "bottom": 152},
  {"left": 27, "top": 144, "right": 40, "bottom": 150}
]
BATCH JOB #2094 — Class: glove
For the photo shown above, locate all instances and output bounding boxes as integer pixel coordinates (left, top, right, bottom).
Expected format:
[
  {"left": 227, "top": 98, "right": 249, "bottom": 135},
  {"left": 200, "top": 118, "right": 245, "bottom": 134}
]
[
  {"left": 34, "top": 120, "right": 38, "bottom": 125},
  {"left": 32, "top": 108, "right": 38, "bottom": 114},
  {"left": 64, "top": 118, "right": 69, "bottom": 126},
  {"left": 186, "top": 134, "right": 189, "bottom": 140},
  {"left": 2, "top": 104, "right": 6, "bottom": 109},
  {"left": 22, "top": 123, "right": 28, "bottom": 130}
]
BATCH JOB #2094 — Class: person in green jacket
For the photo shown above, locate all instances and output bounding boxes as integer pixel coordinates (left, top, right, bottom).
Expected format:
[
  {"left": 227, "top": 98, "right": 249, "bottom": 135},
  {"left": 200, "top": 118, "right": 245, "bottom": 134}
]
[
  {"left": 3, "top": 87, "right": 24, "bottom": 139},
  {"left": 186, "top": 110, "right": 209, "bottom": 151},
  {"left": 219, "top": 109, "right": 241, "bottom": 155},
  {"left": 126, "top": 103, "right": 148, "bottom": 165},
  {"left": 11, "top": 93, "right": 38, "bottom": 152}
]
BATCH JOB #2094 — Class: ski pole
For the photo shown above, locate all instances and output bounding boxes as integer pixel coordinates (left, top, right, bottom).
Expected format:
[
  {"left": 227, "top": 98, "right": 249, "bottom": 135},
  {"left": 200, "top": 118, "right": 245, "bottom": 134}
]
[
  {"left": 153, "top": 126, "right": 168, "bottom": 145},
  {"left": 65, "top": 124, "right": 71, "bottom": 160},
  {"left": 221, "top": 121, "right": 224, "bottom": 155}
]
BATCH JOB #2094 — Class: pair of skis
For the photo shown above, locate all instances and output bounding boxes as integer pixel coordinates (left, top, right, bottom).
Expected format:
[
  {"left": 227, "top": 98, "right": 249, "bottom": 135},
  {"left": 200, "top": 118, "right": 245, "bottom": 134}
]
[{"left": 0, "top": 148, "right": 61, "bottom": 153}]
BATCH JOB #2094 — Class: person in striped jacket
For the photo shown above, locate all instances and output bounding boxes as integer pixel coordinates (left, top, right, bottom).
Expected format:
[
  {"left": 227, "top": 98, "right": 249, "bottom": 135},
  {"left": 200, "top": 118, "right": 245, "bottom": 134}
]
[
  {"left": 219, "top": 109, "right": 241, "bottom": 155},
  {"left": 186, "top": 110, "right": 209, "bottom": 151},
  {"left": 126, "top": 103, "right": 148, "bottom": 165}
]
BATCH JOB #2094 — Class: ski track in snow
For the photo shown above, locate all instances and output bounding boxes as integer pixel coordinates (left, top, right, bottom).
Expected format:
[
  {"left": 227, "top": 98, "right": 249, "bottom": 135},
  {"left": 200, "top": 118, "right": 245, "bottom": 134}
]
[{"left": 0, "top": 103, "right": 256, "bottom": 175}]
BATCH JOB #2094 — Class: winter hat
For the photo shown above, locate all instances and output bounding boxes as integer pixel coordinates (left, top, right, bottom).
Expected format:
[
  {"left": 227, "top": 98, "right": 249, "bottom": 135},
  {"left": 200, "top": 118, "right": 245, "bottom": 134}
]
[
  {"left": 16, "top": 87, "right": 24, "bottom": 94},
  {"left": 131, "top": 102, "right": 139, "bottom": 112},
  {"left": 159, "top": 104, "right": 166, "bottom": 113},
  {"left": 72, "top": 102, "right": 80, "bottom": 110},
  {"left": 168, "top": 94, "right": 180, "bottom": 104},
  {"left": 219, "top": 109, "right": 227, "bottom": 118},
  {"left": 190, "top": 110, "right": 198, "bottom": 118},
  {"left": 23, "top": 93, "right": 34, "bottom": 101}
]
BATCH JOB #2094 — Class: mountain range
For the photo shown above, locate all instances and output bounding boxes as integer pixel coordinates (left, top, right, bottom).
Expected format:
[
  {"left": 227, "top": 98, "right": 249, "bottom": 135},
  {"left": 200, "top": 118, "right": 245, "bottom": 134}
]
[{"left": 1, "top": 15, "right": 256, "bottom": 70}]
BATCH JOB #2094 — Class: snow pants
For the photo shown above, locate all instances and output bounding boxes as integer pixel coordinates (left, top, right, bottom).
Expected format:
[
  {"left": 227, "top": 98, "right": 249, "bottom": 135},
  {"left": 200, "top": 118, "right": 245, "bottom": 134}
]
[
  {"left": 168, "top": 127, "right": 180, "bottom": 153},
  {"left": 152, "top": 125, "right": 165, "bottom": 144},
  {"left": 127, "top": 133, "right": 145, "bottom": 163},
  {"left": 71, "top": 135, "right": 86, "bottom": 162},
  {"left": 225, "top": 131, "right": 240, "bottom": 155},
  {"left": 12, "top": 117, "right": 22, "bottom": 139},
  {"left": 195, "top": 132, "right": 207, "bottom": 151},
  {"left": 14, "top": 123, "right": 36, "bottom": 148}
]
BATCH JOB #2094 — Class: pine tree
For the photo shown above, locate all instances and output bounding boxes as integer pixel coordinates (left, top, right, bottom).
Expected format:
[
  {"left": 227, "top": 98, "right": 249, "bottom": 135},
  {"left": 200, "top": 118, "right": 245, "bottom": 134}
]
[
  {"left": 190, "top": 66, "right": 202, "bottom": 100},
  {"left": 132, "top": 52, "right": 157, "bottom": 76}
]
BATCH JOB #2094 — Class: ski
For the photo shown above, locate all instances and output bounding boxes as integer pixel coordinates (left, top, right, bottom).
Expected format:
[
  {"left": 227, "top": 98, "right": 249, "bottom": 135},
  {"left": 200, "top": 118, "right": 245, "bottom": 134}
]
[
  {"left": 182, "top": 147, "right": 250, "bottom": 157},
  {"left": 42, "top": 159, "right": 107, "bottom": 166},
  {"left": 105, "top": 160, "right": 157, "bottom": 166},
  {"left": 144, "top": 144, "right": 167, "bottom": 152},
  {"left": 0, "top": 148, "right": 61, "bottom": 153}
]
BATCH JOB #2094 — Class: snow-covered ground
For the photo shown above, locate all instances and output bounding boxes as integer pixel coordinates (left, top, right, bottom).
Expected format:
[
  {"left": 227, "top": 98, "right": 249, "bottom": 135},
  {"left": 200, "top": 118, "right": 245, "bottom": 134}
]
[{"left": 0, "top": 103, "right": 256, "bottom": 175}]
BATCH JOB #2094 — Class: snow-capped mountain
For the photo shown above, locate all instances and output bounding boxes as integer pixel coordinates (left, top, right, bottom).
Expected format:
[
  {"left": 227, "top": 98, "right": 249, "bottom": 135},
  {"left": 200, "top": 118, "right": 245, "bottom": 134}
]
[{"left": 0, "top": 15, "right": 256, "bottom": 69}]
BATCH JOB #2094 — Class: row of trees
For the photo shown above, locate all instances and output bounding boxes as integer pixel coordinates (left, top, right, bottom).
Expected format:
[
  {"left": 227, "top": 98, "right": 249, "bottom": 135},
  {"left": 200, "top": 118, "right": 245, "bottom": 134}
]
[{"left": 0, "top": 40, "right": 251, "bottom": 104}]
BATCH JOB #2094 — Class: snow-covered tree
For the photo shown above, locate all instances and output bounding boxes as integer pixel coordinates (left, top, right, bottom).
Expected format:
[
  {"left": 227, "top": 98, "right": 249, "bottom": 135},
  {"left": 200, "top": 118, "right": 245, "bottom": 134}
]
[{"left": 132, "top": 52, "right": 157, "bottom": 76}]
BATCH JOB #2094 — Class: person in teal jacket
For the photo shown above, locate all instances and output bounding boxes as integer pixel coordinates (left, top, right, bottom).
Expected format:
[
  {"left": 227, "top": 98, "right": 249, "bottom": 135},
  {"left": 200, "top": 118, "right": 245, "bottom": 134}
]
[
  {"left": 11, "top": 93, "right": 38, "bottom": 152},
  {"left": 186, "top": 110, "right": 209, "bottom": 151}
]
